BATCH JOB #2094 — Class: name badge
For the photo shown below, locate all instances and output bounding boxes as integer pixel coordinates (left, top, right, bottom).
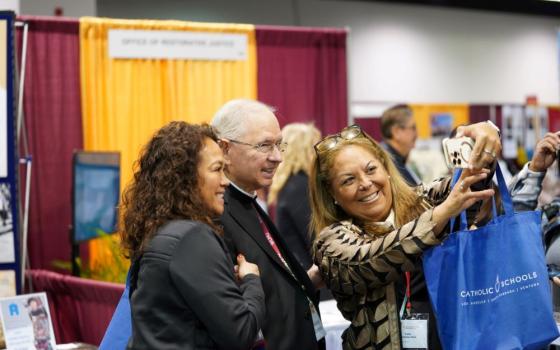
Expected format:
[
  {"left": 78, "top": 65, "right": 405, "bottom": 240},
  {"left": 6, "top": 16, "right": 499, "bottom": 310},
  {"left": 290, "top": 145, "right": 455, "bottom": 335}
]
[{"left": 401, "top": 313, "right": 429, "bottom": 349}]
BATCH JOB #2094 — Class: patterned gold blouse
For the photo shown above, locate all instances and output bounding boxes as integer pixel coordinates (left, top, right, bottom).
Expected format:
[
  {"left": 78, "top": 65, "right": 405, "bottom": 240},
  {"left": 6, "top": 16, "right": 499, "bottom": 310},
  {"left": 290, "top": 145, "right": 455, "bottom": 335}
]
[{"left": 313, "top": 178, "right": 451, "bottom": 350}]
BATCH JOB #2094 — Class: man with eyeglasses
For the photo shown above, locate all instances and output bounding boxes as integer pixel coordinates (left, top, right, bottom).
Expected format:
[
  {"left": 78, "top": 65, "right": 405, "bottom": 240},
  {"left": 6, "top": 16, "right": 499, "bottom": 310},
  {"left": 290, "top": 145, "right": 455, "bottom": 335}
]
[
  {"left": 211, "top": 99, "right": 325, "bottom": 350},
  {"left": 380, "top": 104, "right": 422, "bottom": 186}
]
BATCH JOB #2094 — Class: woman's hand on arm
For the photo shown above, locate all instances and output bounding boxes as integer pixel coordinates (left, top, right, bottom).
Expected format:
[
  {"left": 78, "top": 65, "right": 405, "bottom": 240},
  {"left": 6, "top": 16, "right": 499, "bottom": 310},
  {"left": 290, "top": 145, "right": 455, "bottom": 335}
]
[
  {"left": 432, "top": 169, "right": 495, "bottom": 234},
  {"left": 237, "top": 253, "right": 260, "bottom": 278}
]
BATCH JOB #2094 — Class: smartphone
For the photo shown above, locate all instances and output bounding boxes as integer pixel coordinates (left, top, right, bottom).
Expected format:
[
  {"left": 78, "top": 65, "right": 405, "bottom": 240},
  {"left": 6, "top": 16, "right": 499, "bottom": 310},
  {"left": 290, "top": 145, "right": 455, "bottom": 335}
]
[{"left": 442, "top": 136, "right": 475, "bottom": 169}]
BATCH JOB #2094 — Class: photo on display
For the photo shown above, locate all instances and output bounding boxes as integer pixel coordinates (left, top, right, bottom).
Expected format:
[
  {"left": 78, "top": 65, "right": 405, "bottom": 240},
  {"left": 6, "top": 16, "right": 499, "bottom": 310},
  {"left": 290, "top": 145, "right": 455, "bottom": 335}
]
[
  {"left": 430, "top": 112, "right": 453, "bottom": 138},
  {"left": 0, "top": 182, "right": 14, "bottom": 264},
  {"left": 501, "top": 105, "right": 525, "bottom": 159},
  {"left": 0, "top": 292, "right": 56, "bottom": 350},
  {"left": 524, "top": 105, "right": 549, "bottom": 158}
]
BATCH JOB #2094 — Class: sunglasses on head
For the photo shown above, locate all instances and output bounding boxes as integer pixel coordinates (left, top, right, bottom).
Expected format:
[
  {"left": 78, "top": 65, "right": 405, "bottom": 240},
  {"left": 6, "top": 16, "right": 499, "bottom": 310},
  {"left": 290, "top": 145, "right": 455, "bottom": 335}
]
[{"left": 314, "top": 124, "right": 366, "bottom": 155}]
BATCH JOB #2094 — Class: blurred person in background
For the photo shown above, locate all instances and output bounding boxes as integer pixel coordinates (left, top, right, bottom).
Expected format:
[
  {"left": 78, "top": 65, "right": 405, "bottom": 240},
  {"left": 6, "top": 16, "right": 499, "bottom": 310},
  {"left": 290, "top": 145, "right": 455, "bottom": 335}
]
[
  {"left": 122, "top": 121, "right": 265, "bottom": 350},
  {"left": 380, "top": 104, "right": 421, "bottom": 186},
  {"left": 509, "top": 131, "right": 560, "bottom": 211},
  {"left": 268, "top": 122, "right": 321, "bottom": 270},
  {"left": 509, "top": 131, "right": 560, "bottom": 287}
]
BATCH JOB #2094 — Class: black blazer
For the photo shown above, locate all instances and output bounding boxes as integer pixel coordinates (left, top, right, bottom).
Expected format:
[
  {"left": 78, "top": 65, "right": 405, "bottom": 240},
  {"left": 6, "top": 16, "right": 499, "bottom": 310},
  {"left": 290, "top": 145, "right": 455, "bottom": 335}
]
[
  {"left": 128, "top": 220, "right": 265, "bottom": 350},
  {"left": 221, "top": 185, "right": 320, "bottom": 350},
  {"left": 275, "top": 172, "right": 313, "bottom": 269}
]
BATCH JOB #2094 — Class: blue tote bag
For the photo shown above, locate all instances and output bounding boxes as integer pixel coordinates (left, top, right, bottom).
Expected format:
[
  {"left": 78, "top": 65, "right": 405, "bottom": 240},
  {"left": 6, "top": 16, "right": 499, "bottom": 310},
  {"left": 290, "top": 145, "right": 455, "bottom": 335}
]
[{"left": 423, "top": 165, "right": 559, "bottom": 350}]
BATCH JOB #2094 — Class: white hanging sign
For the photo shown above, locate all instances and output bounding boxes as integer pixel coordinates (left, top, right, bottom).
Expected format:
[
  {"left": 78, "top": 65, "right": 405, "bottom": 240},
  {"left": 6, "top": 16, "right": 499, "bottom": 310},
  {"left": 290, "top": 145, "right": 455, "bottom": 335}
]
[{"left": 108, "top": 29, "right": 248, "bottom": 61}]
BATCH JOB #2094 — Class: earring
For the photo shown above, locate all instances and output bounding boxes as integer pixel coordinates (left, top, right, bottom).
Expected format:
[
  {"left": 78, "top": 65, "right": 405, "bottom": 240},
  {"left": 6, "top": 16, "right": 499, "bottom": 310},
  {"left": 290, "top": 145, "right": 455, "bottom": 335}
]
[
  {"left": 388, "top": 175, "right": 391, "bottom": 179},
  {"left": 334, "top": 200, "right": 338, "bottom": 205}
]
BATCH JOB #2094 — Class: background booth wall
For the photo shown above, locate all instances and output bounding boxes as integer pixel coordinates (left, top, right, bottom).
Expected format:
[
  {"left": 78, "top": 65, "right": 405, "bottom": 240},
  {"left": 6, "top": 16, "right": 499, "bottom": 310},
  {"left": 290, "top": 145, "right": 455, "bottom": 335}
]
[
  {"left": 16, "top": 15, "right": 349, "bottom": 276},
  {"left": 16, "top": 16, "right": 84, "bottom": 273},
  {"left": 256, "top": 25, "right": 348, "bottom": 134}
]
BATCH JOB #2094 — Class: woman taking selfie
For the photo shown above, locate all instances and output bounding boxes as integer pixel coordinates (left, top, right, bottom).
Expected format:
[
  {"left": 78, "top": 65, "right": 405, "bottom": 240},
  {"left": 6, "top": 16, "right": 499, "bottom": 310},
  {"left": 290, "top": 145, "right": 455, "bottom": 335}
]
[
  {"left": 122, "top": 122, "right": 265, "bottom": 349},
  {"left": 309, "top": 122, "right": 500, "bottom": 349}
]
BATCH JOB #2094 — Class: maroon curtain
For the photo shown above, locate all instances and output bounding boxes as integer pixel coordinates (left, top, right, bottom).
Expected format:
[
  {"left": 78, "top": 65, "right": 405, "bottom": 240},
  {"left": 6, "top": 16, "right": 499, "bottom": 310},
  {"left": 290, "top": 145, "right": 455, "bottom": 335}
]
[
  {"left": 256, "top": 25, "right": 348, "bottom": 135},
  {"left": 26, "top": 269, "right": 123, "bottom": 345},
  {"left": 549, "top": 107, "right": 560, "bottom": 132},
  {"left": 354, "top": 117, "right": 382, "bottom": 142},
  {"left": 16, "top": 16, "right": 83, "bottom": 271},
  {"left": 469, "top": 104, "right": 503, "bottom": 128}
]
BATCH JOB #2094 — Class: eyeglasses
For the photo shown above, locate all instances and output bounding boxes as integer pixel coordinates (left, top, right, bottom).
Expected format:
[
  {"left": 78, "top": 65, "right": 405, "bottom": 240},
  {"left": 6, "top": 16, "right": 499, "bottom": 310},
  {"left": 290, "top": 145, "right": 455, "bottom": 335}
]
[
  {"left": 227, "top": 139, "right": 288, "bottom": 153},
  {"left": 399, "top": 124, "right": 417, "bottom": 132},
  {"left": 314, "top": 124, "right": 365, "bottom": 154}
]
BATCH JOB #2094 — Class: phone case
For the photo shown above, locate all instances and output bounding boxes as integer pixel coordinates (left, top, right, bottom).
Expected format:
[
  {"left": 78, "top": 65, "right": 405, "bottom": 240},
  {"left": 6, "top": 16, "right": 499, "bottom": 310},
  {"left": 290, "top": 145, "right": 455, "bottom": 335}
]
[{"left": 442, "top": 137, "right": 475, "bottom": 168}]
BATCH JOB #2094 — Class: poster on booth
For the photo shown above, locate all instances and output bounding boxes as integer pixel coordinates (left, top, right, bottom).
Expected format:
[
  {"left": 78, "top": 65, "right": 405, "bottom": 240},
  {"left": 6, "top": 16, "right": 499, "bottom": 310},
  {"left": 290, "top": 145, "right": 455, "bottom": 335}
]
[
  {"left": 0, "top": 11, "right": 21, "bottom": 296},
  {"left": 501, "top": 105, "right": 524, "bottom": 159},
  {"left": 0, "top": 292, "right": 56, "bottom": 350},
  {"left": 524, "top": 105, "right": 548, "bottom": 159},
  {"left": 0, "top": 17, "right": 7, "bottom": 179},
  {"left": 0, "top": 182, "right": 14, "bottom": 264}
]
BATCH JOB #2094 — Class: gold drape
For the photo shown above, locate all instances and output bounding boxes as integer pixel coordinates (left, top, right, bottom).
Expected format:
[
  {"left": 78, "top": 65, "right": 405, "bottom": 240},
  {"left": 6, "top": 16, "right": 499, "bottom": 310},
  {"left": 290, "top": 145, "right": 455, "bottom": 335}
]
[{"left": 79, "top": 17, "right": 256, "bottom": 274}]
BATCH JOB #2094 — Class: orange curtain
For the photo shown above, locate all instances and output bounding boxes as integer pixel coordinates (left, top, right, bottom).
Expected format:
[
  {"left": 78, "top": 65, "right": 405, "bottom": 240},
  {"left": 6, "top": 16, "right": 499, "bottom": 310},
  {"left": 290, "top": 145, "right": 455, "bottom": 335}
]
[{"left": 80, "top": 17, "right": 257, "bottom": 276}]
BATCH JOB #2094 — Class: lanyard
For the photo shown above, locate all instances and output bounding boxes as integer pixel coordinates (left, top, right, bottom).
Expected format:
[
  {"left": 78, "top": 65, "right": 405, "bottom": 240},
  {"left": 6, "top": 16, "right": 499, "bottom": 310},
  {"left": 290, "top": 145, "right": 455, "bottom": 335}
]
[
  {"left": 405, "top": 271, "right": 412, "bottom": 316},
  {"left": 400, "top": 271, "right": 412, "bottom": 318},
  {"left": 255, "top": 209, "right": 290, "bottom": 270},
  {"left": 253, "top": 204, "right": 326, "bottom": 340}
]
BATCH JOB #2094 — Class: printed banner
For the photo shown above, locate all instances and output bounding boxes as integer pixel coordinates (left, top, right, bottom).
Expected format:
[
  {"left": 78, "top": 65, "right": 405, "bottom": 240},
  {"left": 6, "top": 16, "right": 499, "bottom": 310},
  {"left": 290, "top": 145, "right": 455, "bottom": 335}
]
[{"left": 109, "top": 29, "right": 248, "bottom": 60}]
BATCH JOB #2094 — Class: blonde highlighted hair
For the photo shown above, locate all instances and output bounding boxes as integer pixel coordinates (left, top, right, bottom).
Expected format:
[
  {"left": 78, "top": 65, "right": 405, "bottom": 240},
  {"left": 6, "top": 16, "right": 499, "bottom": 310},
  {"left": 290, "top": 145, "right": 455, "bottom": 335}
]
[
  {"left": 309, "top": 131, "right": 427, "bottom": 237},
  {"left": 268, "top": 123, "right": 321, "bottom": 204}
]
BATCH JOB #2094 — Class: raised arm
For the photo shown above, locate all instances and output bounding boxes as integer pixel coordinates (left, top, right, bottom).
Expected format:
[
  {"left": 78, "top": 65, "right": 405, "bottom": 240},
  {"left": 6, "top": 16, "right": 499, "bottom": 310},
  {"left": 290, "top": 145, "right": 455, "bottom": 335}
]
[{"left": 313, "top": 170, "right": 493, "bottom": 292}]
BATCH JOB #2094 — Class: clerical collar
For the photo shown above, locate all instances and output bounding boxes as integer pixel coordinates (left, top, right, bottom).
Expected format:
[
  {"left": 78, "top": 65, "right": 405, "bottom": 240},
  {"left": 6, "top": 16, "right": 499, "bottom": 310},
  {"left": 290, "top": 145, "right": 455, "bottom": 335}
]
[{"left": 229, "top": 181, "right": 258, "bottom": 199}]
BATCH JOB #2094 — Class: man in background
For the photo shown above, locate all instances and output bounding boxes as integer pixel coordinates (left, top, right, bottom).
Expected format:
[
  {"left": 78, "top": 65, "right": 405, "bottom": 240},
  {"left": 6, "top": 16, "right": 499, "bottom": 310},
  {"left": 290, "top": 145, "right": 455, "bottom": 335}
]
[{"left": 380, "top": 104, "right": 422, "bottom": 186}]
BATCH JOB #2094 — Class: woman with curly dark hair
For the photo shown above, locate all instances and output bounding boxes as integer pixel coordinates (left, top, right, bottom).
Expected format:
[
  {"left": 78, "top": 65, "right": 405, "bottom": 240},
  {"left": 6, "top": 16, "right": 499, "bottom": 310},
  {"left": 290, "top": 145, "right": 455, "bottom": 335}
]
[{"left": 122, "top": 121, "right": 265, "bottom": 350}]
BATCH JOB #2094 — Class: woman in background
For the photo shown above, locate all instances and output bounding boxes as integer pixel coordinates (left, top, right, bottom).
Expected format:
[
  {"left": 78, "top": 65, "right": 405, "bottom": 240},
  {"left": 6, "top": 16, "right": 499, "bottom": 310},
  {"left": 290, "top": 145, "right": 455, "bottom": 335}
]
[
  {"left": 122, "top": 121, "right": 265, "bottom": 350},
  {"left": 268, "top": 122, "right": 321, "bottom": 270}
]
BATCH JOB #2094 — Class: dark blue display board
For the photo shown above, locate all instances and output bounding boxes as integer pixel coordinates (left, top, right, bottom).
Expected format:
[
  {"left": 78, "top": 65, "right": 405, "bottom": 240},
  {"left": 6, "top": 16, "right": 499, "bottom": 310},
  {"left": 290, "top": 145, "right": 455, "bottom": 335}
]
[{"left": 0, "top": 11, "right": 20, "bottom": 295}]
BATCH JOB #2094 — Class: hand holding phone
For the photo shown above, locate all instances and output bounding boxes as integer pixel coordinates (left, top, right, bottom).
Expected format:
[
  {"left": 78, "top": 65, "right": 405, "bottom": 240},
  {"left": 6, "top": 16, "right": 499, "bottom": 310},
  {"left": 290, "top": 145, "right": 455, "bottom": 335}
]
[{"left": 442, "top": 136, "right": 475, "bottom": 169}]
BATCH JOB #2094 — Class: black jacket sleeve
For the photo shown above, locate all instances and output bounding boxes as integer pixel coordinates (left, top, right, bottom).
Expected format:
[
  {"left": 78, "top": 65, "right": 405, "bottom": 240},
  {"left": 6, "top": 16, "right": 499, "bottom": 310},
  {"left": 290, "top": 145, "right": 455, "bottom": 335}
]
[{"left": 168, "top": 225, "right": 265, "bottom": 350}]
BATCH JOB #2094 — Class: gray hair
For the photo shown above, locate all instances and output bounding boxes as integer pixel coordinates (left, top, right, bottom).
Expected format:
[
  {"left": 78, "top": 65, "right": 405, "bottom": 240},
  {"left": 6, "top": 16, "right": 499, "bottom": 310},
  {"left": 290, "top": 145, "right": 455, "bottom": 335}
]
[{"left": 211, "top": 99, "right": 276, "bottom": 140}]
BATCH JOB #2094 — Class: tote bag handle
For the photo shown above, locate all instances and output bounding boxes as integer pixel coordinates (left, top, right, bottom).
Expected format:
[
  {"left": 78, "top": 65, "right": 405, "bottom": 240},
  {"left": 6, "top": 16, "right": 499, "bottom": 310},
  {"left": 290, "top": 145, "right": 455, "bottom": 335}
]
[{"left": 449, "top": 162, "right": 513, "bottom": 232}]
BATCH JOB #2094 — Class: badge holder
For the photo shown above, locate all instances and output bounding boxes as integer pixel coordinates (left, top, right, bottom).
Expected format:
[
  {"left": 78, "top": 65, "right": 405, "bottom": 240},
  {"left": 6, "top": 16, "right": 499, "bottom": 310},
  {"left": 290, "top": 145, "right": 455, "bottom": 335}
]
[{"left": 400, "top": 272, "right": 429, "bottom": 349}]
